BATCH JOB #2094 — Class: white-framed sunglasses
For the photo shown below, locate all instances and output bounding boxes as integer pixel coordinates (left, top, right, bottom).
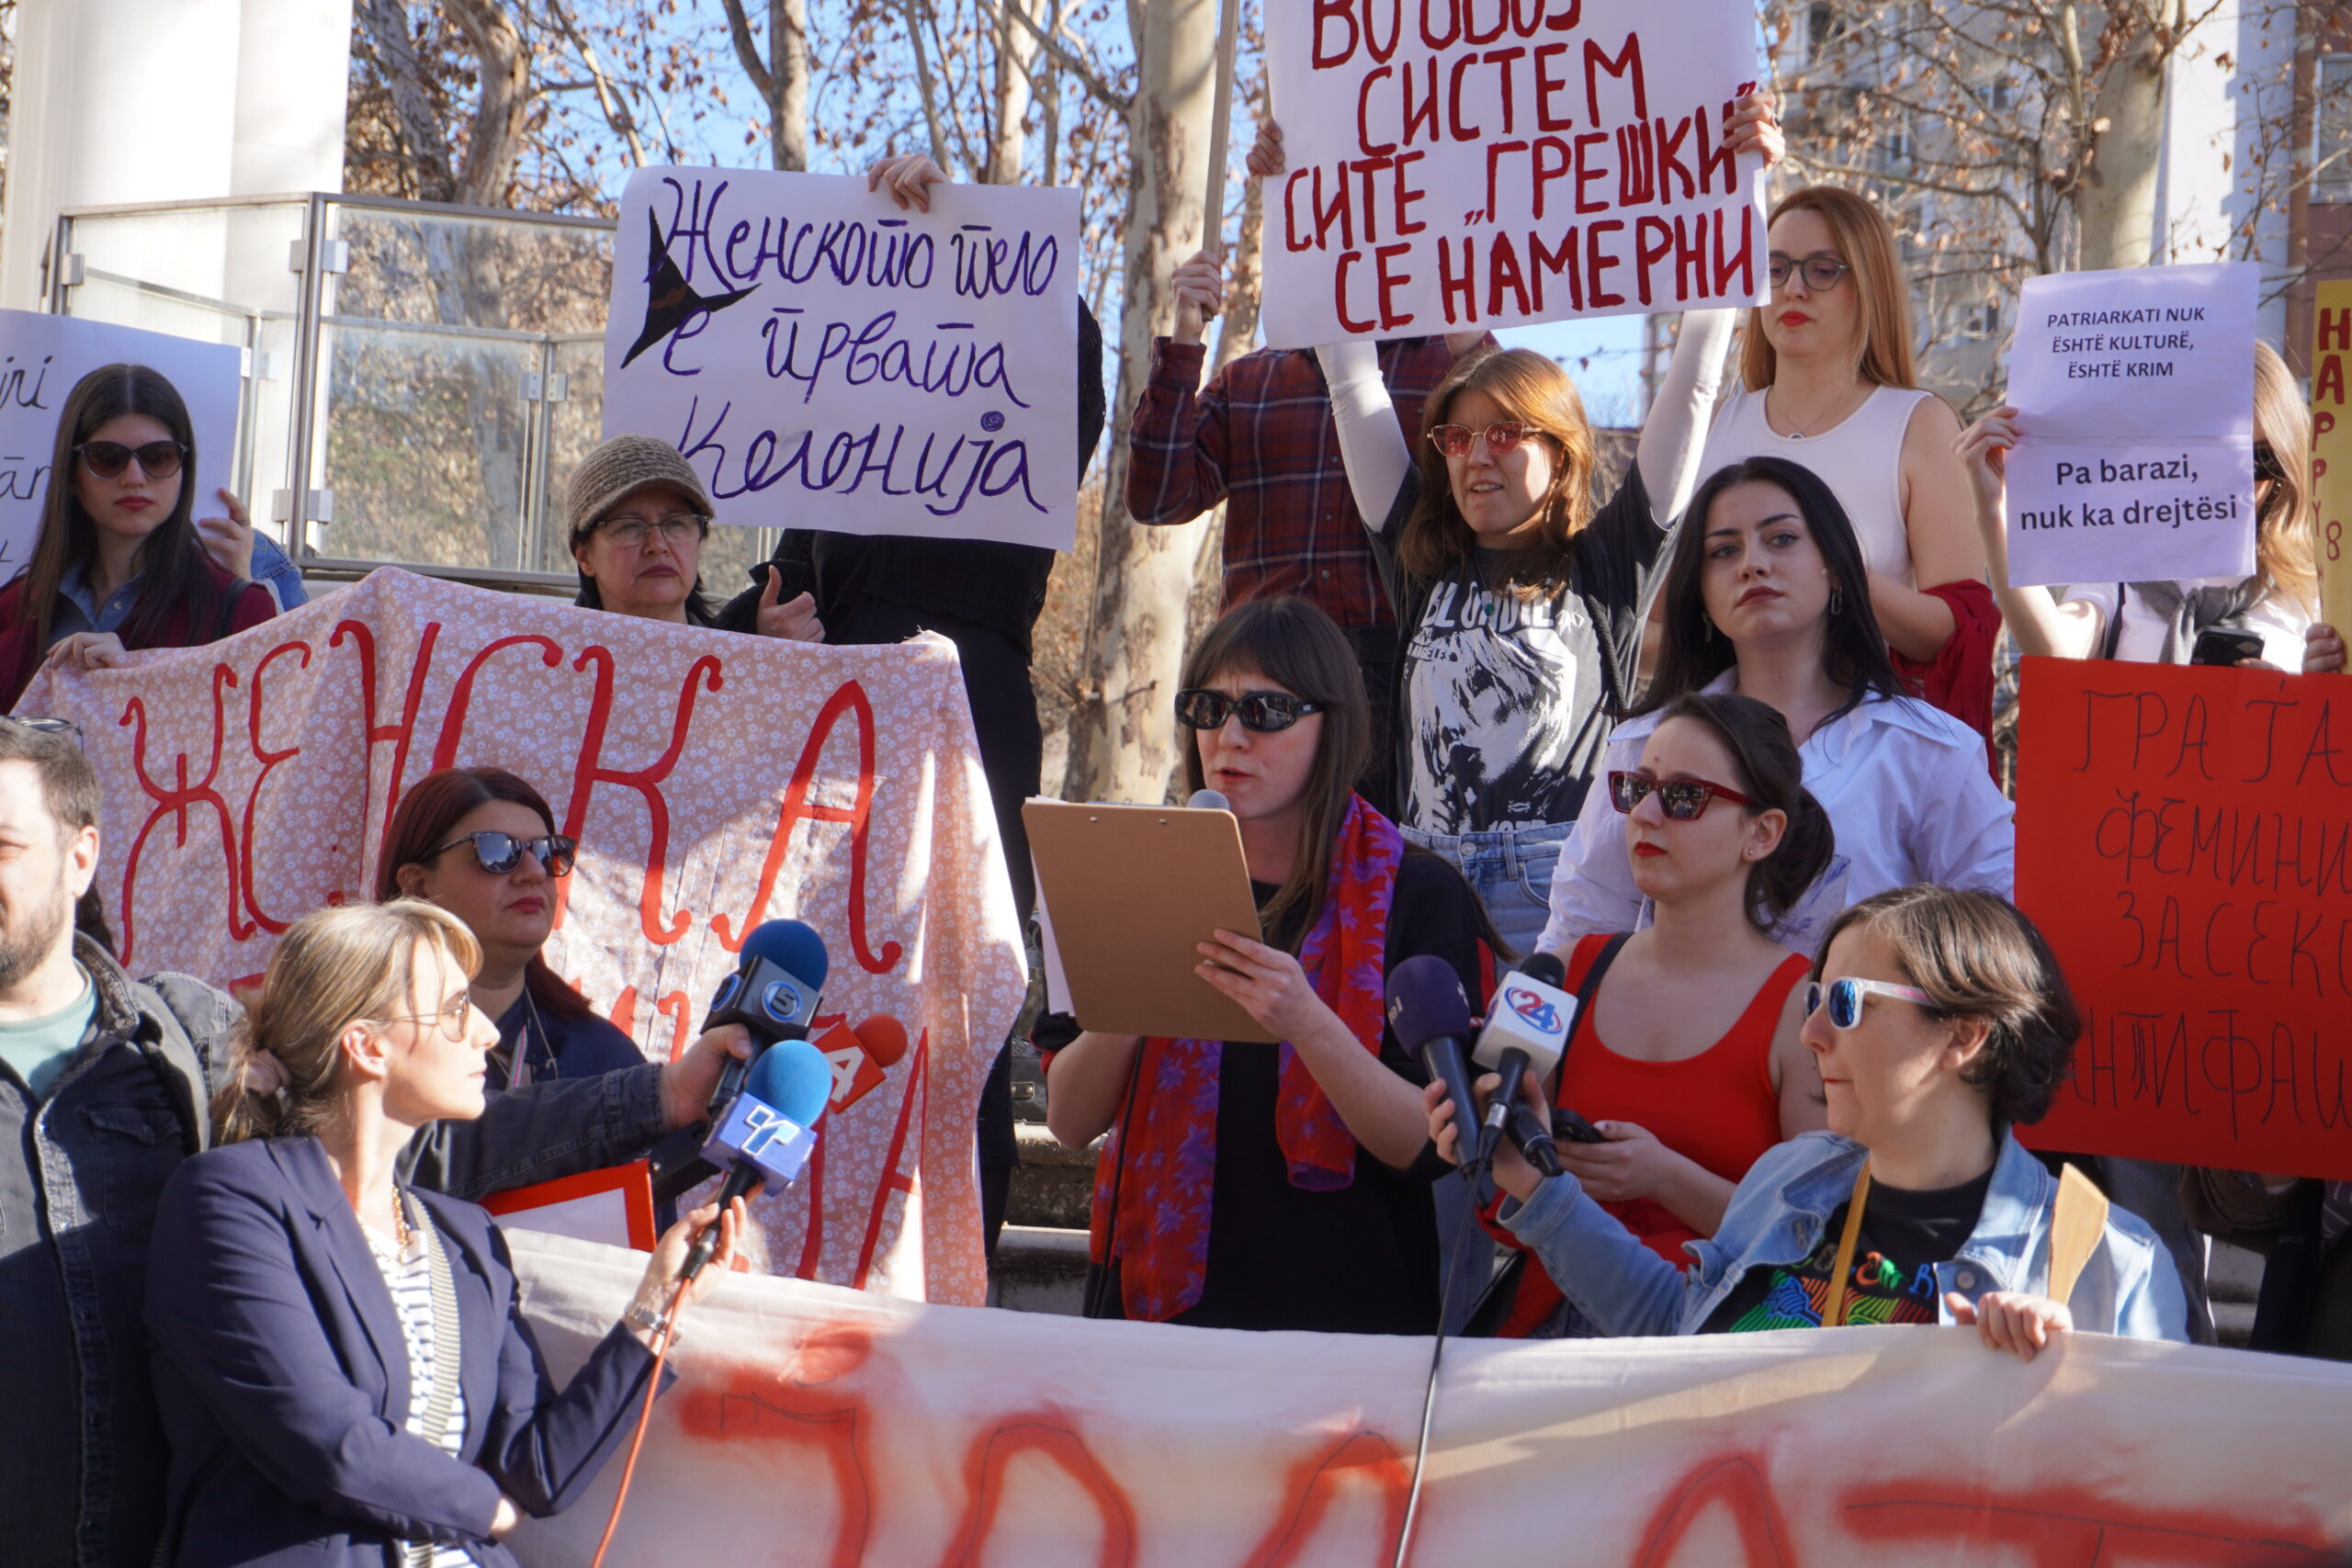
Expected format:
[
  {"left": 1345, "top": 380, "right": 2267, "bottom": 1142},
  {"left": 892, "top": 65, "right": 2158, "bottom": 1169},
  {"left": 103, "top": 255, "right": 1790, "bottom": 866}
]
[{"left": 1805, "top": 976, "right": 1936, "bottom": 1030}]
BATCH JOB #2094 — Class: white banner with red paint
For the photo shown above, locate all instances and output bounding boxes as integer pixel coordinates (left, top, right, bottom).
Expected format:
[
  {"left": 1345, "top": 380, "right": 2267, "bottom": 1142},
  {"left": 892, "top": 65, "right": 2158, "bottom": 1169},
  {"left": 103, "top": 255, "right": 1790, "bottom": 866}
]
[
  {"left": 504, "top": 1231, "right": 2352, "bottom": 1567},
  {"left": 17, "top": 569, "right": 1024, "bottom": 1306}
]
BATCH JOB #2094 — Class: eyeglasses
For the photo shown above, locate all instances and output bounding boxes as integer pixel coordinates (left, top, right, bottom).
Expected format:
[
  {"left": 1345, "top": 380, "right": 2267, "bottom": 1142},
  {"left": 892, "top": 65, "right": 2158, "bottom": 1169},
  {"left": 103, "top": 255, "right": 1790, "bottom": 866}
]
[
  {"left": 77, "top": 440, "right": 187, "bottom": 480},
  {"left": 1606, "top": 771, "right": 1757, "bottom": 820},
  {"left": 1174, "top": 688, "right": 1328, "bottom": 733},
  {"left": 1427, "top": 421, "right": 1542, "bottom": 458},
  {"left": 1767, "top": 254, "right": 1853, "bottom": 293},
  {"left": 425, "top": 830, "right": 579, "bottom": 877},
  {"left": 597, "top": 513, "right": 706, "bottom": 549},
  {"left": 1805, "top": 976, "right": 1937, "bottom": 1030},
  {"left": 378, "top": 993, "right": 477, "bottom": 1044}
]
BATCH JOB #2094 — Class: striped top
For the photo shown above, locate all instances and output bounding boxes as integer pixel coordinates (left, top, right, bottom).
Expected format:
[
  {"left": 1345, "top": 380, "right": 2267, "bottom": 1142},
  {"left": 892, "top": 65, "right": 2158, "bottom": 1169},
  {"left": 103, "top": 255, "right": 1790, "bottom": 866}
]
[{"left": 363, "top": 1223, "right": 479, "bottom": 1568}]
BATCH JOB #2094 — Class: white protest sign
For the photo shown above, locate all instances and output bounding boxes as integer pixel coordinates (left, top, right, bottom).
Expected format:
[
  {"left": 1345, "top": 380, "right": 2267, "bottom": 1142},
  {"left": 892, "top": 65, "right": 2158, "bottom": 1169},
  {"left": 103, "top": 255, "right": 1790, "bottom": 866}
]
[
  {"left": 604, "top": 167, "right": 1080, "bottom": 551},
  {"left": 1261, "top": 0, "right": 1769, "bottom": 347},
  {"left": 0, "top": 310, "right": 239, "bottom": 583},
  {"left": 2004, "top": 261, "right": 2257, "bottom": 587}
]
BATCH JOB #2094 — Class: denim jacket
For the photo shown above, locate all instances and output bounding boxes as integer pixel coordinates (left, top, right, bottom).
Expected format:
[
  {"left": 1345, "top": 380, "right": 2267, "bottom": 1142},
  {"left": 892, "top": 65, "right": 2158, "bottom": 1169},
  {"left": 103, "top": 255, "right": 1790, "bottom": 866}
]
[
  {"left": 1501, "top": 1127, "right": 2189, "bottom": 1342},
  {"left": 2, "top": 940, "right": 673, "bottom": 1568}
]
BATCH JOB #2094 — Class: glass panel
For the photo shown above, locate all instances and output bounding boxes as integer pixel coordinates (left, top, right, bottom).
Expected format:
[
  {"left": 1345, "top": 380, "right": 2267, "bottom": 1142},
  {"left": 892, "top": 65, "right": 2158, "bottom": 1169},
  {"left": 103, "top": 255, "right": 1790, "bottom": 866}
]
[
  {"left": 537, "top": 335, "right": 605, "bottom": 577},
  {"left": 63, "top": 203, "right": 310, "bottom": 321},
  {"left": 331, "top": 205, "right": 611, "bottom": 333},
  {"left": 315, "top": 321, "right": 534, "bottom": 570}
]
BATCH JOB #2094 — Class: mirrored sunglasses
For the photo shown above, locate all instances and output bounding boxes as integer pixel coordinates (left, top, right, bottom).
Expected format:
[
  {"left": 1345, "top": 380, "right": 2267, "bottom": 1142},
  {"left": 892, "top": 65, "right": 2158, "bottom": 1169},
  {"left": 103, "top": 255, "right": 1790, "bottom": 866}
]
[
  {"left": 1804, "top": 976, "right": 1937, "bottom": 1030},
  {"left": 1174, "top": 688, "right": 1327, "bottom": 733},
  {"left": 77, "top": 439, "right": 187, "bottom": 480},
  {"left": 1606, "top": 771, "right": 1756, "bottom": 820},
  {"left": 1427, "top": 420, "right": 1539, "bottom": 458},
  {"left": 427, "top": 829, "right": 579, "bottom": 877}
]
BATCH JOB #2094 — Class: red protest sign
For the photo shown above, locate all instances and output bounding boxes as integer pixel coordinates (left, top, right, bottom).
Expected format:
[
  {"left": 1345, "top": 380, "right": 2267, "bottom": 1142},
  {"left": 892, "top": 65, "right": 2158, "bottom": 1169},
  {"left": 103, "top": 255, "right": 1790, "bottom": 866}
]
[
  {"left": 2015, "top": 656, "right": 2352, "bottom": 1180},
  {"left": 1261, "top": 0, "right": 1767, "bottom": 345}
]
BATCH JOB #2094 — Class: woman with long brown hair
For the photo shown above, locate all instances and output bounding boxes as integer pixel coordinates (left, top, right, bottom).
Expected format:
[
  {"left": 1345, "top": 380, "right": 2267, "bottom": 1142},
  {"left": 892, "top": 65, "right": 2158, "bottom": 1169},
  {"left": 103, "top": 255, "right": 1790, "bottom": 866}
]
[
  {"left": 1041, "top": 596, "right": 1488, "bottom": 1335},
  {"left": 379, "top": 767, "right": 641, "bottom": 1089},
  {"left": 0, "top": 364, "right": 275, "bottom": 705},
  {"left": 1697, "top": 186, "right": 1992, "bottom": 739}
]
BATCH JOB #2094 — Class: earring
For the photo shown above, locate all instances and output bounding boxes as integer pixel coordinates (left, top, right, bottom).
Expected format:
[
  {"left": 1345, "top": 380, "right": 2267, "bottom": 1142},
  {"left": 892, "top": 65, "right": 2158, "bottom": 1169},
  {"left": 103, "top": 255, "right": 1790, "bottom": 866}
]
[
  {"left": 1702, "top": 615, "right": 1715, "bottom": 642},
  {"left": 1828, "top": 586, "right": 1843, "bottom": 617}
]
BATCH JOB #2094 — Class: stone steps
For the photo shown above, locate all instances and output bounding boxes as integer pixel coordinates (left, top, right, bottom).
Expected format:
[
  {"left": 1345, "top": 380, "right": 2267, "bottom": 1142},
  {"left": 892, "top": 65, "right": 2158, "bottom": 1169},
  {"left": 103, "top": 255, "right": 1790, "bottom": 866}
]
[{"left": 993, "top": 1122, "right": 1092, "bottom": 1314}]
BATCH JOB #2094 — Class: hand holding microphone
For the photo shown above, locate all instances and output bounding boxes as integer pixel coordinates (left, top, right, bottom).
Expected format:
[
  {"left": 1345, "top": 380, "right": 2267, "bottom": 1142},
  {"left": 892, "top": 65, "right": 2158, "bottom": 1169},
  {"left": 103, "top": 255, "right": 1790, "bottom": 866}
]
[
  {"left": 1471, "top": 953, "right": 1577, "bottom": 1177},
  {"left": 679, "top": 1034, "right": 836, "bottom": 1284}
]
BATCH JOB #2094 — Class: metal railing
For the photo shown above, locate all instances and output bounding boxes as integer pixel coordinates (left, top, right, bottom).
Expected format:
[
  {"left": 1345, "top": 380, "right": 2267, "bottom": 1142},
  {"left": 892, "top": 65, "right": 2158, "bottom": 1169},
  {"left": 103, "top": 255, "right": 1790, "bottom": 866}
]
[{"left": 51, "top": 190, "right": 776, "bottom": 596}]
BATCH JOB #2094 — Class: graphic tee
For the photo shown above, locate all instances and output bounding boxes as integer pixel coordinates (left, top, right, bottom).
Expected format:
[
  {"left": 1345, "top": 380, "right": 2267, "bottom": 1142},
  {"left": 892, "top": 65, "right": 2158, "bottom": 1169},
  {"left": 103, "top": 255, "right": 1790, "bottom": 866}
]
[
  {"left": 1384, "top": 470, "right": 1659, "bottom": 836},
  {"left": 1702, "top": 1168, "right": 1992, "bottom": 1333}
]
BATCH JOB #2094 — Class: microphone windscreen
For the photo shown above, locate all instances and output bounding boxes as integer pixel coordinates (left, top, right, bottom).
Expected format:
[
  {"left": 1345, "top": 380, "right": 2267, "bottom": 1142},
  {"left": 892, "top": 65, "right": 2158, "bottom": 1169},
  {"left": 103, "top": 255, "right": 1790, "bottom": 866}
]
[
  {"left": 738, "top": 919, "right": 830, "bottom": 989},
  {"left": 1385, "top": 953, "right": 1473, "bottom": 1052},
  {"left": 1185, "top": 788, "right": 1231, "bottom": 812},
  {"left": 1519, "top": 950, "right": 1566, "bottom": 987},
  {"left": 854, "top": 1014, "right": 910, "bottom": 1067},
  {"left": 743, "top": 1036, "right": 835, "bottom": 1127}
]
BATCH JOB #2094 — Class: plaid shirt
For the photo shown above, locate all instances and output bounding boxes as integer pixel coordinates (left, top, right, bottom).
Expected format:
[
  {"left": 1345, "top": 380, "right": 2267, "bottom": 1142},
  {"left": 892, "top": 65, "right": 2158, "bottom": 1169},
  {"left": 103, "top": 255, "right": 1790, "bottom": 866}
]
[{"left": 1124, "top": 335, "right": 1464, "bottom": 631}]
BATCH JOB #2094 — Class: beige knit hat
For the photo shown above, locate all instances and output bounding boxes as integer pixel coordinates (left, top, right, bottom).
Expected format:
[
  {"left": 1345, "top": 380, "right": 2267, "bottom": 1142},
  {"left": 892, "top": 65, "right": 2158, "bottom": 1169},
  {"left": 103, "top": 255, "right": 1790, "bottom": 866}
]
[{"left": 564, "top": 434, "right": 716, "bottom": 549}]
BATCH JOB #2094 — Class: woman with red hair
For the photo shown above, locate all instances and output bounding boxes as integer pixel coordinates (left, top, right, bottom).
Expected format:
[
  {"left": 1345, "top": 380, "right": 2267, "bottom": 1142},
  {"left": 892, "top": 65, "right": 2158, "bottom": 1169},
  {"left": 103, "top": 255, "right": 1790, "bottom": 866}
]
[{"left": 377, "top": 767, "right": 640, "bottom": 1088}]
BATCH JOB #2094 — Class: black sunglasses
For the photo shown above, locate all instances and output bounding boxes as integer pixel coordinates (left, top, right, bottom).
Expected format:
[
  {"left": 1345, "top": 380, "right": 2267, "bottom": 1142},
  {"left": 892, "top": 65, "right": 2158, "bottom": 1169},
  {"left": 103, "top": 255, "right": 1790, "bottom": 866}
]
[
  {"left": 426, "top": 830, "right": 578, "bottom": 877},
  {"left": 1174, "top": 688, "right": 1328, "bottom": 733},
  {"left": 77, "top": 440, "right": 187, "bottom": 480}
]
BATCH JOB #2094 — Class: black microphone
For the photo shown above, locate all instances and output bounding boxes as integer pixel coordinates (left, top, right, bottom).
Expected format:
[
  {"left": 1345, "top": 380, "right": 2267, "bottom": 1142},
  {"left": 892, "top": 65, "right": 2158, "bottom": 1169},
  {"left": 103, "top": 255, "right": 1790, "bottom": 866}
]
[
  {"left": 1505, "top": 1101, "right": 1565, "bottom": 1179},
  {"left": 701, "top": 919, "right": 830, "bottom": 1114},
  {"left": 1385, "top": 954, "right": 1486, "bottom": 1182},
  {"left": 1471, "top": 951, "right": 1572, "bottom": 1168}
]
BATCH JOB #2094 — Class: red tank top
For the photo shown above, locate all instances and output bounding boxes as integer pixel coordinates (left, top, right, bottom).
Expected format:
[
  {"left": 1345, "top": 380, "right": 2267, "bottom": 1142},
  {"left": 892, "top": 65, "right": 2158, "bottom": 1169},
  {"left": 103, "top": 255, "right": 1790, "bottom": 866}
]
[{"left": 1554, "top": 933, "right": 1806, "bottom": 1265}]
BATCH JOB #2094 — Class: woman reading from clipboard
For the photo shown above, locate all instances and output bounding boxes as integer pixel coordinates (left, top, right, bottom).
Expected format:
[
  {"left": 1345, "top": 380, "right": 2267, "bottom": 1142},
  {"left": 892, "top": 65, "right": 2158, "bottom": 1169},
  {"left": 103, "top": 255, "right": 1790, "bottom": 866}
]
[{"left": 1042, "top": 596, "right": 1489, "bottom": 1333}]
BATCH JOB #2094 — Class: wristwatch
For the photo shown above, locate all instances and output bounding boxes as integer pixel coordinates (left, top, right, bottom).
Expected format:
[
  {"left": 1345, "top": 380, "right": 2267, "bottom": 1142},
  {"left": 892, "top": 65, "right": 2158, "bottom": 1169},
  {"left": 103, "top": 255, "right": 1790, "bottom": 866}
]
[{"left": 624, "top": 1303, "right": 679, "bottom": 1345}]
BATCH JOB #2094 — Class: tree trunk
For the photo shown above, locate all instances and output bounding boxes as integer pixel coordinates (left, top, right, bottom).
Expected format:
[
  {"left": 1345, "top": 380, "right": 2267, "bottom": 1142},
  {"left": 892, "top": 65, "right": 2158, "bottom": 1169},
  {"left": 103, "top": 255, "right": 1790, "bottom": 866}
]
[
  {"left": 985, "top": 0, "right": 1039, "bottom": 184},
  {"left": 446, "top": 0, "right": 531, "bottom": 207},
  {"left": 771, "top": 0, "right": 811, "bottom": 172},
  {"left": 353, "top": 0, "right": 458, "bottom": 201},
  {"left": 2073, "top": 0, "right": 2179, "bottom": 271},
  {"left": 1066, "top": 0, "right": 1222, "bottom": 805}
]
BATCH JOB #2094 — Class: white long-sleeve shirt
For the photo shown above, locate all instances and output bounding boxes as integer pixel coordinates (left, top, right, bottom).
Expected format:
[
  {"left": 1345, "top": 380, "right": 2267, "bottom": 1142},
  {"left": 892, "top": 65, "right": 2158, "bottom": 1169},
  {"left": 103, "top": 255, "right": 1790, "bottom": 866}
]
[{"left": 1537, "top": 673, "right": 2017, "bottom": 957}]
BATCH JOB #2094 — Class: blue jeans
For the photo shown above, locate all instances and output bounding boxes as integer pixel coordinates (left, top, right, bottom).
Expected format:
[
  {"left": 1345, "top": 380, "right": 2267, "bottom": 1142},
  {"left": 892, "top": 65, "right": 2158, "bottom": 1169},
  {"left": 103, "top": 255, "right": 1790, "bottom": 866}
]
[{"left": 1400, "top": 820, "right": 1572, "bottom": 961}]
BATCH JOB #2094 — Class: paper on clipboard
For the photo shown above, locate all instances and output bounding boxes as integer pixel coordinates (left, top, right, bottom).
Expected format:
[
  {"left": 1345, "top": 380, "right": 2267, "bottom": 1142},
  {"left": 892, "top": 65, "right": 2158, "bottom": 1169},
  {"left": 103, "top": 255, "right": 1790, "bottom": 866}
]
[
  {"left": 1032, "top": 852, "right": 1072, "bottom": 1015},
  {"left": 1023, "top": 797, "right": 1273, "bottom": 1043}
]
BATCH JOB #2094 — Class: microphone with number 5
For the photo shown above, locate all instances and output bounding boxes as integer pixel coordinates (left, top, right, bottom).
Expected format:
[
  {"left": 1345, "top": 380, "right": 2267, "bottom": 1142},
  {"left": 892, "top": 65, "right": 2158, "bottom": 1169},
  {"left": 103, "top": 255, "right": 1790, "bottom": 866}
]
[
  {"left": 681, "top": 1035, "right": 834, "bottom": 1283},
  {"left": 701, "top": 919, "right": 829, "bottom": 1116}
]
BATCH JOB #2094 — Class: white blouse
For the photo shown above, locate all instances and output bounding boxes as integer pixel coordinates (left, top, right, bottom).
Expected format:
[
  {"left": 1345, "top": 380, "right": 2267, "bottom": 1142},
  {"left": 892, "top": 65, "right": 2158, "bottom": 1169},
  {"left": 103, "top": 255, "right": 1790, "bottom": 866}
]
[
  {"left": 1537, "top": 674, "right": 2016, "bottom": 958},
  {"left": 2061, "top": 579, "right": 2312, "bottom": 670}
]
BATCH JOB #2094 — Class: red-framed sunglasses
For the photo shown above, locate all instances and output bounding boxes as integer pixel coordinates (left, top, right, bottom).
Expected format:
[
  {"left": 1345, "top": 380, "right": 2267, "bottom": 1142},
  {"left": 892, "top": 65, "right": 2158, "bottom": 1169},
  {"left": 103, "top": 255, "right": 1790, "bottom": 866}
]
[{"left": 1606, "top": 771, "right": 1756, "bottom": 820}]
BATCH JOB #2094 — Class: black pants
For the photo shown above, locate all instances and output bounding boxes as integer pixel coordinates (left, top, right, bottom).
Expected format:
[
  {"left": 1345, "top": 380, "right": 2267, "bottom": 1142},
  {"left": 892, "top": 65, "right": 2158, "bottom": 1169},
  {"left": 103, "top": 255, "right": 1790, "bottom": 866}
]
[{"left": 824, "top": 601, "right": 1036, "bottom": 1259}]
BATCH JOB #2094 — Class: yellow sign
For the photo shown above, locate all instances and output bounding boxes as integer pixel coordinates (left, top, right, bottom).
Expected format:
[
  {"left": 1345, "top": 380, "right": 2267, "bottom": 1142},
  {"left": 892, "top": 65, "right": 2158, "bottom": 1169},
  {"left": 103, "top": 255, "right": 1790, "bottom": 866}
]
[{"left": 2314, "top": 281, "right": 2352, "bottom": 644}]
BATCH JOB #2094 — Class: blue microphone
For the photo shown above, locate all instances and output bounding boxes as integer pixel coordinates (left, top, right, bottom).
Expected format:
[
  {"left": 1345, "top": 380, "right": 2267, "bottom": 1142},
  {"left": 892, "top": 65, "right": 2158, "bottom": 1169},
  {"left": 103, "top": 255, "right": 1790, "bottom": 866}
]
[
  {"left": 702, "top": 919, "right": 830, "bottom": 1116},
  {"left": 681, "top": 1035, "right": 834, "bottom": 1282}
]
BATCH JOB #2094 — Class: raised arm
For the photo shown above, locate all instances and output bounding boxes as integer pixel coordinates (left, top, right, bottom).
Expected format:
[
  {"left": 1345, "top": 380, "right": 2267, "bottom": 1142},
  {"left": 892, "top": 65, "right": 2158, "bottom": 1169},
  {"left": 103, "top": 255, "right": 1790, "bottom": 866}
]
[
  {"left": 1956, "top": 405, "right": 2103, "bottom": 659},
  {"left": 1316, "top": 340, "right": 1417, "bottom": 542},
  {"left": 1635, "top": 309, "right": 1737, "bottom": 528}
]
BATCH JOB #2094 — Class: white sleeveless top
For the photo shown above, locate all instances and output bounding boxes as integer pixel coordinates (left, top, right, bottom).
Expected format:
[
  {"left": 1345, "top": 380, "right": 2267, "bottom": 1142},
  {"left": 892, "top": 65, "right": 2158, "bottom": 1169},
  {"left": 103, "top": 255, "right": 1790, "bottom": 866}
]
[{"left": 1698, "top": 384, "right": 1932, "bottom": 586}]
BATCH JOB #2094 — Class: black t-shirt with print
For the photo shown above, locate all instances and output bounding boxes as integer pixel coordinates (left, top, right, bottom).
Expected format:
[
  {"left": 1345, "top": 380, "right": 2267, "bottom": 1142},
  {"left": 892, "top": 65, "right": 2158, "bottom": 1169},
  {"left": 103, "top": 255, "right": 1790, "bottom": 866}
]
[
  {"left": 1371, "top": 463, "right": 1670, "bottom": 835},
  {"left": 1702, "top": 1168, "right": 1993, "bottom": 1333}
]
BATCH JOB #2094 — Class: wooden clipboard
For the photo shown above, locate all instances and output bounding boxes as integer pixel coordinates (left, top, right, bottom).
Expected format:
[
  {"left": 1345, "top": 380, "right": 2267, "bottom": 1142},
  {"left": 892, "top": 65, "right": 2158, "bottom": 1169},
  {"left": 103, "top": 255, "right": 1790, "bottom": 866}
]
[{"left": 1023, "top": 798, "right": 1274, "bottom": 1043}]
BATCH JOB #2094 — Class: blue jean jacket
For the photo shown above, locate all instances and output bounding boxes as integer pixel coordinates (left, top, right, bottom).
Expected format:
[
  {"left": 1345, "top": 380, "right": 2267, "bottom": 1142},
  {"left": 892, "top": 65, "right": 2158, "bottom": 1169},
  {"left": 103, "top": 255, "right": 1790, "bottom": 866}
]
[{"left": 1501, "top": 1128, "right": 2189, "bottom": 1342}]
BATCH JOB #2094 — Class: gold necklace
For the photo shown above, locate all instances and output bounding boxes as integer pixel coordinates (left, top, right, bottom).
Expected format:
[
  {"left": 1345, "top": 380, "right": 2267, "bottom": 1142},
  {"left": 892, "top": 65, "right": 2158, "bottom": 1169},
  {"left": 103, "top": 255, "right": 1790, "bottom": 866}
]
[{"left": 1770, "top": 379, "right": 1864, "bottom": 440}]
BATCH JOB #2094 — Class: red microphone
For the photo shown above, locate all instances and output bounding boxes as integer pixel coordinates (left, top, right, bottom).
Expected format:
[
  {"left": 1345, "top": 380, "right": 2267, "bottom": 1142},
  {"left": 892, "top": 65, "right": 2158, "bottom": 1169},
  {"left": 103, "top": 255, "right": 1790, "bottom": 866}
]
[{"left": 812, "top": 1014, "right": 909, "bottom": 1112}]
